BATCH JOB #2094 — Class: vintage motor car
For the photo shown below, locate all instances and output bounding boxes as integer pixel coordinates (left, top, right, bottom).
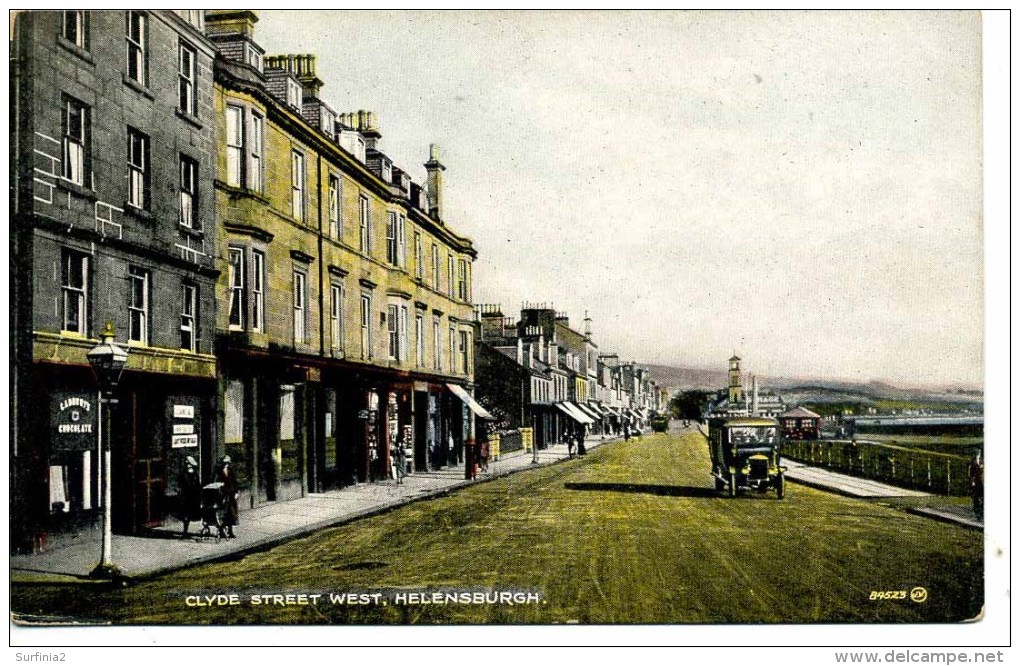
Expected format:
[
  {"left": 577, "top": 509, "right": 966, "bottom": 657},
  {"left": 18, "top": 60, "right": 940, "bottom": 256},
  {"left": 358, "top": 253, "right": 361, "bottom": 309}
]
[{"left": 707, "top": 416, "right": 786, "bottom": 499}]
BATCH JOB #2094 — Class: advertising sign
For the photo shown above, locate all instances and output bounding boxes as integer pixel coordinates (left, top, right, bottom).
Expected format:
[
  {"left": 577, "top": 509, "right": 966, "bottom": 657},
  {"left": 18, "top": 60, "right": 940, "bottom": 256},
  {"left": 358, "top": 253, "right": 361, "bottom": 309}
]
[
  {"left": 50, "top": 392, "right": 98, "bottom": 452},
  {"left": 171, "top": 434, "right": 199, "bottom": 448}
]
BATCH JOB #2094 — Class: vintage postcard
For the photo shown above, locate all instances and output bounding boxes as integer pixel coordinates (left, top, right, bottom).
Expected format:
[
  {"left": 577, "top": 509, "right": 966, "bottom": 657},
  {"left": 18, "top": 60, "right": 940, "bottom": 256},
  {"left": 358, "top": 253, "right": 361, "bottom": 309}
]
[{"left": 8, "top": 8, "right": 1008, "bottom": 652}]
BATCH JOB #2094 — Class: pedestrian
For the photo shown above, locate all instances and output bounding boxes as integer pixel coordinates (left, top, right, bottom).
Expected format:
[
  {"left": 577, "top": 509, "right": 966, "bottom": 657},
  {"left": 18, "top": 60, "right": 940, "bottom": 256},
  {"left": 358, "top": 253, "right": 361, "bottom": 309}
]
[
  {"left": 369, "top": 439, "right": 379, "bottom": 482},
  {"left": 177, "top": 456, "right": 201, "bottom": 537},
  {"left": 215, "top": 455, "right": 239, "bottom": 538},
  {"left": 479, "top": 430, "right": 490, "bottom": 473},
  {"left": 969, "top": 450, "right": 984, "bottom": 521},
  {"left": 624, "top": 424, "right": 631, "bottom": 441},
  {"left": 577, "top": 428, "right": 587, "bottom": 457},
  {"left": 391, "top": 442, "right": 405, "bottom": 484},
  {"left": 566, "top": 431, "right": 576, "bottom": 458}
]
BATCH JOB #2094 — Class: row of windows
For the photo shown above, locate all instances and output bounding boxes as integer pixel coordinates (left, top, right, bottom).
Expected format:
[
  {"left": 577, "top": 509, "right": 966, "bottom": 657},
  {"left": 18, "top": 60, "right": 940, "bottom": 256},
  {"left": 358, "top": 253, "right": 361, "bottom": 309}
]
[
  {"left": 225, "top": 101, "right": 472, "bottom": 302},
  {"left": 63, "top": 239, "right": 467, "bottom": 374},
  {"left": 61, "top": 249, "right": 199, "bottom": 352},
  {"left": 61, "top": 11, "right": 200, "bottom": 119},
  {"left": 61, "top": 94, "right": 202, "bottom": 228},
  {"left": 228, "top": 247, "right": 469, "bottom": 373}
]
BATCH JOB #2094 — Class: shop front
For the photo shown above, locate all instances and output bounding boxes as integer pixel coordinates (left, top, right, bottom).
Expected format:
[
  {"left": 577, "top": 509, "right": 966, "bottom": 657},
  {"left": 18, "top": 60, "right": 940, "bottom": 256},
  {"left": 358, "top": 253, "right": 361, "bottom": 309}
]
[{"left": 14, "top": 355, "right": 216, "bottom": 551}]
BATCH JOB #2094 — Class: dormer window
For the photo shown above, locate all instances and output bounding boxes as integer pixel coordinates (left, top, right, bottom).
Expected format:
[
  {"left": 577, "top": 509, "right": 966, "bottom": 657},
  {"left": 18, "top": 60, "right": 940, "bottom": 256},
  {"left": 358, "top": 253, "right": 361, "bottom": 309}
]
[
  {"left": 338, "top": 129, "right": 367, "bottom": 163},
  {"left": 246, "top": 44, "right": 263, "bottom": 73},
  {"left": 286, "top": 79, "right": 302, "bottom": 110},
  {"left": 381, "top": 159, "right": 392, "bottom": 183},
  {"left": 321, "top": 108, "right": 336, "bottom": 136},
  {"left": 176, "top": 10, "right": 204, "bottom": 31}
]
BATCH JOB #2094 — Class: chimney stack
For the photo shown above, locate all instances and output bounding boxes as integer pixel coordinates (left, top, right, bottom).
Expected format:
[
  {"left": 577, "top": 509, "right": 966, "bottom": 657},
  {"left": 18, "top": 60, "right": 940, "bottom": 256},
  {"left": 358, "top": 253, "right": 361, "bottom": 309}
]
[
  {"left": 265, "top": 53, "right": 323, "bottom": 98},
  {"left": 339, "top": 111, "right": 381, "bottom": 150},
  {"left": 752, "top": 375, "right": 760, "bottom": 416},
  {"left": 425, "top": 143, "right": 445, "bottom": 220},
  {"left": 584, "top": 311, "right": 592, "bottom": 338}
]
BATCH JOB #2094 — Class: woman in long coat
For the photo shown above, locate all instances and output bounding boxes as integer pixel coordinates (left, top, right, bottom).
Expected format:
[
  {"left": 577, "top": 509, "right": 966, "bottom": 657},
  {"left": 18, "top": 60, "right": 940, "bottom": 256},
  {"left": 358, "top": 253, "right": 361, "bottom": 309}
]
[
  {"left": 215, "top": 455, "right": 239, "bottom": 538},
  {"left": 177, "top": 456, "right": 202, "bottom": 536}
]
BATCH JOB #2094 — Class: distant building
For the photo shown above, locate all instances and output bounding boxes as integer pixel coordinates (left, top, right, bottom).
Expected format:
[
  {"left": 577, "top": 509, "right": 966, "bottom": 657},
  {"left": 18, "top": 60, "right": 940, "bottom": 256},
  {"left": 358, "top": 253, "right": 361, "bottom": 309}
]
[
  {"left": 475, "top": 303, "right": 661, "bottom": 444},
  {"left": 708, "top": 355, "right": 785, "bottom": 418},
  {"left": 778, "top": 406, "right": 822, "bottom": 440}
]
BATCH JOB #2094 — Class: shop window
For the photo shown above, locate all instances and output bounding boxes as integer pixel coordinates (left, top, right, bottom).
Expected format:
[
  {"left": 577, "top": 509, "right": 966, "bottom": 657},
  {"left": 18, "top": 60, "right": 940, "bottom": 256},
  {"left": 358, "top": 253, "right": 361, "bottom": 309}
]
[{"left": 224, "top": 380, "right": 244, "bottom": 445}]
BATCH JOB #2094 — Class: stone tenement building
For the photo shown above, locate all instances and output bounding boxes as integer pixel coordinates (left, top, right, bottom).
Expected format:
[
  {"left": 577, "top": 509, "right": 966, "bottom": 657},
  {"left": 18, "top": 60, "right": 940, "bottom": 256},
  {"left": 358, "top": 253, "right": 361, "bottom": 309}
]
[
  {"left": 10, "top": 9, "right": 484, "bottom": 551},
  {"left": 11, "top": 10, "right": 218, "bottom": 545},
  {"left": 475, "top": 304, "right": 664, "bottom": 452},
  {"left": 205, "top": 10, "right": 482, "bottom": 510}
]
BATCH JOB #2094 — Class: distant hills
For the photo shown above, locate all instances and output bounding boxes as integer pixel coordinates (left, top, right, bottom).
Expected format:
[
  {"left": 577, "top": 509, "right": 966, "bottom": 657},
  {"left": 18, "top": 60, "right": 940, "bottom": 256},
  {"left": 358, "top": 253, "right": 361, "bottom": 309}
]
[{"left": 641, "top": 363, "right": 983, "bottom": 408}]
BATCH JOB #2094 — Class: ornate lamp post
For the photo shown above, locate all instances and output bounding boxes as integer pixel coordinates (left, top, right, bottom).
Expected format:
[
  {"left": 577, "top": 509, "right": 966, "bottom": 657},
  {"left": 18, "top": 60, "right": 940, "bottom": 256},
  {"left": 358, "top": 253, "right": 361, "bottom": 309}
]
[{"left": 86, "top": 322, "right": 128, "bottom": 579}]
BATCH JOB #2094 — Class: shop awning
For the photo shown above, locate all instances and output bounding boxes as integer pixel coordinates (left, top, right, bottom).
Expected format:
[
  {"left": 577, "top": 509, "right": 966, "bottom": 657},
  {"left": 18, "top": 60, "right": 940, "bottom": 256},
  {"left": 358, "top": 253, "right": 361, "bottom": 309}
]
[
  {"left": 555, "top": 402, "right": 593, "bottom": 425},
  {"left": 574, "top": 402, "right": 601, "bottom": 420},
  {"left": 565, "top": 401, "right": 595, "bottom": 424},
  {"left": 446, "top": 383, "right": 494, "bottom": 419}
]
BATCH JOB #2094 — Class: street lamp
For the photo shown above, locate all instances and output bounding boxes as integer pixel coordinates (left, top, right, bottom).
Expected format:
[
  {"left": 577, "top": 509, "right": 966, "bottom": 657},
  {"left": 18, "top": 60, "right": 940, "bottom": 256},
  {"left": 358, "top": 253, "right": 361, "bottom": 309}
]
[{"left": 86, "top": 322, "right": 128, "bottom": 579}]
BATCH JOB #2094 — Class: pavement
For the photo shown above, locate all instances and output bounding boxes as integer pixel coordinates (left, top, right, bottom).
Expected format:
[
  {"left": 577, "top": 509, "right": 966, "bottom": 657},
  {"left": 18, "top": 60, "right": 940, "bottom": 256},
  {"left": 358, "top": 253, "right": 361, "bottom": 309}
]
[
  {"left": 782, "top": 456, "right": 982, "bottom": 530},
  {"left": 10, "top": 429, "right": 982, "bottom": 583},
  {"left": 10, "top": 435, "right": 614, "bottom": 583},
  {"left": 783, "top": 459, "right": 931, "bottom": 498}
]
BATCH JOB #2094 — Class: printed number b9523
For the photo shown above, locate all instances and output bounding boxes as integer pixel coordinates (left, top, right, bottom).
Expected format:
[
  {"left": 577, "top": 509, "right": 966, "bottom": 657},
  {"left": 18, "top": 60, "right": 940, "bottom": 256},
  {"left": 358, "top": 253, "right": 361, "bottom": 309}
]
[{"left": 869, "top": 590, "right": 907, "bottom": 601}]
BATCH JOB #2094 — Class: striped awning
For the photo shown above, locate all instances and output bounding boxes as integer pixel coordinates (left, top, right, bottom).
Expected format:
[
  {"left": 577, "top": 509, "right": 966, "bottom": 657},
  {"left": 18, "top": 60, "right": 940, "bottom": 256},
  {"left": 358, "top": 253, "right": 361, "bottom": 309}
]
[
  {"left": 574, "top": 402, "right": 601, "bottom": 420},
  {"left": 446, "top": 383, "right": 494, "bottom": 419},
  {"left": 555, "top": 402, "right": 593, "bottom": 425}
]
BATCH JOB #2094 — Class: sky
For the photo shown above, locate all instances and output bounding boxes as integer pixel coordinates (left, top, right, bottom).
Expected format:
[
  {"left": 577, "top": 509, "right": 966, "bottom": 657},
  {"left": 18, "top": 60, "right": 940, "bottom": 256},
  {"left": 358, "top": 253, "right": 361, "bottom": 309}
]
[{"left": 254, "top": 10, "right": 989, "bottom": 388}]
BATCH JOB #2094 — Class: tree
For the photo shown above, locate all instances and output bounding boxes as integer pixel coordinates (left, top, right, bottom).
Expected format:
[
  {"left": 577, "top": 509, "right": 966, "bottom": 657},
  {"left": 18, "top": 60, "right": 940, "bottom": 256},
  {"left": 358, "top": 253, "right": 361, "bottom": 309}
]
[{"left": 670, "top": 390, "right": 712, "bottom": 421}]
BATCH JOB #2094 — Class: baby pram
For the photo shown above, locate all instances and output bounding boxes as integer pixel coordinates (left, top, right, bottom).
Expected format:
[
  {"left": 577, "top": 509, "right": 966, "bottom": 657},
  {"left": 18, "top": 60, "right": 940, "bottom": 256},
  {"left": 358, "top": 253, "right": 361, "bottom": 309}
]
[{"left": 198, "top": 482, "right": 228, "bottom": 539}]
